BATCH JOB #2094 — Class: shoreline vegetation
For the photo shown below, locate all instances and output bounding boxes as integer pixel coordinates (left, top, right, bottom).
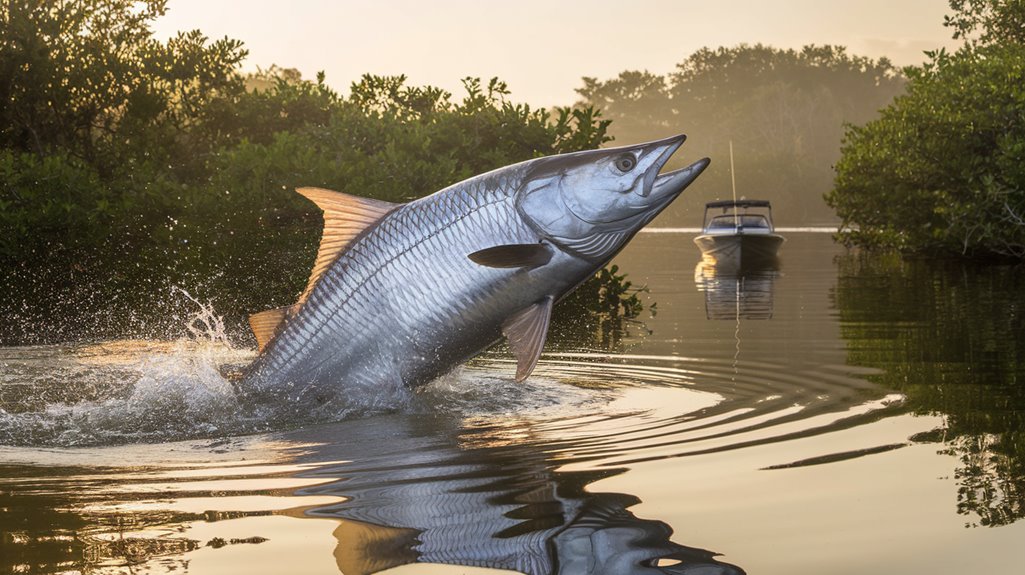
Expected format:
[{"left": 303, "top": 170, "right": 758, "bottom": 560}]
[
  {"left": 826, "top": 0, "right": 1025, "bottom": 260},
  {"left": 1, "top": 0, "right": 1022, "bottom": 346}
]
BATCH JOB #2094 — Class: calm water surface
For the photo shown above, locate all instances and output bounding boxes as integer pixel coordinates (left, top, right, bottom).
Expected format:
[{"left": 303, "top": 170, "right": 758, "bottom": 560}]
[{"left": 2, "top": 232, "right": 1023, "bottom": 574}]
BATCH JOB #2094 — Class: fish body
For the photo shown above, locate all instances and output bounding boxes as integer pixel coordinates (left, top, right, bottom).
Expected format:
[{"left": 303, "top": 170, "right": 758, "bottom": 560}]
[{"left": 242, "top": 135, "right": 708, "bottom": 411}]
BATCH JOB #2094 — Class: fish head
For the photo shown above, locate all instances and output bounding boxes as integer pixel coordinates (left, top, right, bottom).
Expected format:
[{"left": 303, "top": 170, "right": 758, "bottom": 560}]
[{"left": 516, "top": 134, "right": 709, "bottom": 260}]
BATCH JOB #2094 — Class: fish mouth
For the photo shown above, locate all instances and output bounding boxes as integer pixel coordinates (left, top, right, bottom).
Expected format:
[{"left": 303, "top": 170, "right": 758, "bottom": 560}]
[
  {"left": 638, "top": 134, "right": 688, "bottom": 198},
  {"left": 640, "top": 134, "right": 710, "bottom": 201},
  {"left": 622, "top": 134, "right": 710, "bottom": 225},
  {"left": 649, "top": 156, "right": 711, "bottom": 206}
]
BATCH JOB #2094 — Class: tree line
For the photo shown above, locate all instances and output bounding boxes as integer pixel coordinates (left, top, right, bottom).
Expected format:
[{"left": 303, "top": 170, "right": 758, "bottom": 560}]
[{"left": 834, "top": 252, "right": 1025, "bottom": 526}]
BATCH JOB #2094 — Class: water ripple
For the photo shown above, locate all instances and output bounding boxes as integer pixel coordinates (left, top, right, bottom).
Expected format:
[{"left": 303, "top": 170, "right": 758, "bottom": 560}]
[{"left": 0, "top": 340, "right": 903, "bottom": 460}]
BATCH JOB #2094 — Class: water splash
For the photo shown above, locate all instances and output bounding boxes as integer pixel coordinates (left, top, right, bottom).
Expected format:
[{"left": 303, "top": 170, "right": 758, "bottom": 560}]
[
  {"left": 0, "top": 286, "right": 631, "bottom": 446},
  {"left": 0, "top": 291, "right": 257, "bottom": 446},
  {"left": 176, "top": 288, "right": 230, "bottom": 345},
  {"left": 0, "top": 339, "right": 252, "bottom": 446}
]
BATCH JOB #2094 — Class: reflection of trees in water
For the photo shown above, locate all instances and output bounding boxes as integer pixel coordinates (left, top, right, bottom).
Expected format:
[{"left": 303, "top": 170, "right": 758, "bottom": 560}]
[
  {"left": 945, "top": 434, "right": 1025, "bottom": 527},
  {"left": 0, "top": 475, "right": 222, "bottom": 573},
  {"left": 833, "top": 253, "right": 1025, "bottom": 526}
]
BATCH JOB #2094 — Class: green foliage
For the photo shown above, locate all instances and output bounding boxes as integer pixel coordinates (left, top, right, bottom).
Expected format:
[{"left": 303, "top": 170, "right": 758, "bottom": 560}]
[
  {"left": 577, "top": 44, "right": 904, "bottom": 224},
  {"left": 827, "top": 1, "right": 1025, "bottom": 259},
  {"left": 0, "top": 149, "right": 107, "bottom": 258},
  {"left": 2, "top": 0, "right": 168, "bottom": 155},
  {"left": 0, "top": 0, "right": 247, "bottom": 176},
  {"left": 945, "top": 0, "right": 1025, "bottom": 45}
]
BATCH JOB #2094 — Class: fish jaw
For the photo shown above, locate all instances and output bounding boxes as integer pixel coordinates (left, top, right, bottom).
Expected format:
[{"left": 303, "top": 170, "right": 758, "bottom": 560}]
[
  {"left": 637, "top": 134, "right": 688, "bottom": 198},
  {"left": 645, "top": 157, "right": 712, "bottom": 215}
]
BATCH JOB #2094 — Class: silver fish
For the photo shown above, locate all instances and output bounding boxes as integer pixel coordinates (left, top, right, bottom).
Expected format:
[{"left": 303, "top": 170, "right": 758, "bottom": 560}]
[{"left": 241, "top": 135, "right": 708, "bottom": 410}]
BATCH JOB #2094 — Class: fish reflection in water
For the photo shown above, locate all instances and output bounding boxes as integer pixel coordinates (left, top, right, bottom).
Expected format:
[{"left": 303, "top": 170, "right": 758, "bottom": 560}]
[
  {"left": 289, "top": 415, "right": 746, "bottom": 575},
  {"left": 694, "top": 257, "right": 779, "bottom": 321}
]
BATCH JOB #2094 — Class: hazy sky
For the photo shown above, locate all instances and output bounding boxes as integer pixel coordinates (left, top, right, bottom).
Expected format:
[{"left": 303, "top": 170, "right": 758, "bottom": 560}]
[{"left": 151, "top": 0, "right": 961, "bottom": 107}]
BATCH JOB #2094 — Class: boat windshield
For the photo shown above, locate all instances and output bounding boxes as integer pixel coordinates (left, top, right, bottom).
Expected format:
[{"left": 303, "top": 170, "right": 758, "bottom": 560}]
[{"left": 707, "top": 214, "right": 770, "bottom": 229}]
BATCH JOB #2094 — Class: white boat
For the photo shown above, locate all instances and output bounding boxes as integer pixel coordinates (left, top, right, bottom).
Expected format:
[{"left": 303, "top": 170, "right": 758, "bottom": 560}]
[{"left": 693, "top": 200, "right": 785, "bottom": 268}]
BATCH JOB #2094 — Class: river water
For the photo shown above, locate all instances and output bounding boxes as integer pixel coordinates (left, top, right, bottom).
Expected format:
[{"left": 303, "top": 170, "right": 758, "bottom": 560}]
[{"left": 1, "top": 231, "right": 1023, "bottom": 574}]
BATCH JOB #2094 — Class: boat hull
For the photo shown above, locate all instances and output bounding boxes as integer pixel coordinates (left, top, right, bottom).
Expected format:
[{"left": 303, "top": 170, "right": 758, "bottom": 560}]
[{"left": 693, "top": 233, "right": 785, "bottom": 270}]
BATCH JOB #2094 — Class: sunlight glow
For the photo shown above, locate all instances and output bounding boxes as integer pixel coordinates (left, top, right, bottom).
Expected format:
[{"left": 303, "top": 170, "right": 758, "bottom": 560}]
[{"left": 151, "top": 0, "right": 960, "bottom": 107}]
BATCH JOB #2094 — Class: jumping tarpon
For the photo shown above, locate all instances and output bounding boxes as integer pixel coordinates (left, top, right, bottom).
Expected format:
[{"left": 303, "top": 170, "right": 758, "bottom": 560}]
[{"left": 241, "top": 135, "right": 708, "bottom": 411}]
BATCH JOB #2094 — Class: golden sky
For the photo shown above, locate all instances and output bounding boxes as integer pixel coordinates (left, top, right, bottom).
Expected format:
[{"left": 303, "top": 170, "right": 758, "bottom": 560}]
[{"left": 152, "top": 0, "right": 961, "bottom": 107}]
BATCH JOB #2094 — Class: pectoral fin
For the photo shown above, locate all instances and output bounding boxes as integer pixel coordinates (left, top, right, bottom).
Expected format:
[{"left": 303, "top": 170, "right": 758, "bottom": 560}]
[
  {"left": 502, "top": 296, "right": 554, "bottom": 382},
  {"left": 468, "top": 243, "right": 552, "bottom": 269}
]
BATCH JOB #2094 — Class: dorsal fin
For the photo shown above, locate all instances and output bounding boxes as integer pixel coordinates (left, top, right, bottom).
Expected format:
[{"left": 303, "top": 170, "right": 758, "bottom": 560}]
[
  {"left": 249, "top": 305, "right": 295, "bottom": 352},
  {"left": 295, "top": 187, "right": 398, "bottom": 306}
]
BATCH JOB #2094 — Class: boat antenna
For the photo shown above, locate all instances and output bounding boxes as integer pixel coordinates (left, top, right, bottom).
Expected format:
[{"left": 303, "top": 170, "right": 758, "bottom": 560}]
[{"left": 729, "top": 140, "right": 739, "bottom": 228}]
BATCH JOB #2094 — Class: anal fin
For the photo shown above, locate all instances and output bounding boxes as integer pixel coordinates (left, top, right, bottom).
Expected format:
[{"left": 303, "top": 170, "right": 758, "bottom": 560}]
[{"left": 502, "top": 296, "right": 554, "bottom": 382}]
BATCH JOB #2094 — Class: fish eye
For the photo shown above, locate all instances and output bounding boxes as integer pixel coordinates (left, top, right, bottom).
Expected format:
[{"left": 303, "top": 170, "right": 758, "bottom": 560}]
[{"left": 613, "top": 154, "right": 636, "bottom": 173}]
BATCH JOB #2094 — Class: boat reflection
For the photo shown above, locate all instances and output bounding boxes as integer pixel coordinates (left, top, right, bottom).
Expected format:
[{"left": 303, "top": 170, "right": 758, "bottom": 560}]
[
  {"left": 288, "top": 414, "right": 746, "bottom": 575},
  {"left": 694, "top": 257, "right": 779, "bottom": 321}
]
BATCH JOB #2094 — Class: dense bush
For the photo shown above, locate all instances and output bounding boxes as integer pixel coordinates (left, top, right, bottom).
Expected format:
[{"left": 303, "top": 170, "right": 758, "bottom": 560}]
[
  {"left": 0, "top": 150, "right": 107, "bottom": 259},
  {"left": 827, "top": 0, "right": 1025, "bottom": 259}
]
